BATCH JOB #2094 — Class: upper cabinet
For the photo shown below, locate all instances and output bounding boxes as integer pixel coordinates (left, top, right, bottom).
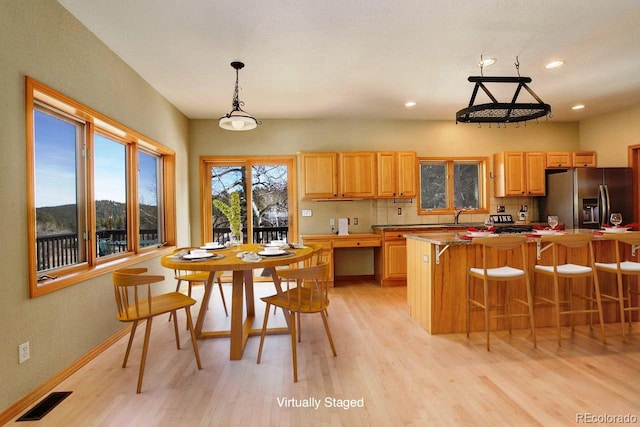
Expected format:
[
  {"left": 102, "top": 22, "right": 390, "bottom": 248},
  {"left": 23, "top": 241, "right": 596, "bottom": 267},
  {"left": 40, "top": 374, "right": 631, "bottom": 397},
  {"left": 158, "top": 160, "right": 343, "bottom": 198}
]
[
  {"left": 300, "top": 152, "right": 339, "bottom": 199},
  {"left": 376, "top": 151, "right": 417, "bottom": 198},
  {"left": 300, "top": 150, "right": 415, "bottom": 200},
  {"left": 493, "top": 151, "right": 546, "bottom": 197},
  {"left": 573, "top": 151, "right": 597, "bottom": 168},
  {"left": 338, "top": 152, "right": 376, "bottom": 198},
  {"left": 546, "top": 151, "right": 597, "bottom": 168}
]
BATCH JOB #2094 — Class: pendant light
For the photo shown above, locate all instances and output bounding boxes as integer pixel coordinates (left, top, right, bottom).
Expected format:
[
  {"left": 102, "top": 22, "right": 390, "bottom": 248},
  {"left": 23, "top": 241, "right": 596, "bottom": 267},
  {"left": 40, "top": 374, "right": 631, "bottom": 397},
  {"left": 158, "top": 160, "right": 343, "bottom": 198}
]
[{"left": 219, "top": 61, "right": 261, "bottom": 131}]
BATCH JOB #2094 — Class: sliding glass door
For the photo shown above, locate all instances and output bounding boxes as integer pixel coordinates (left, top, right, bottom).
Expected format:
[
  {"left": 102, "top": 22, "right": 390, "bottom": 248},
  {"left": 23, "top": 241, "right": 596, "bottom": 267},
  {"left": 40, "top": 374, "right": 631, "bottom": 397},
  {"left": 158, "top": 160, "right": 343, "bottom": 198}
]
[{"left": 202, "top": 156, "right": 297, "bottom": 246}]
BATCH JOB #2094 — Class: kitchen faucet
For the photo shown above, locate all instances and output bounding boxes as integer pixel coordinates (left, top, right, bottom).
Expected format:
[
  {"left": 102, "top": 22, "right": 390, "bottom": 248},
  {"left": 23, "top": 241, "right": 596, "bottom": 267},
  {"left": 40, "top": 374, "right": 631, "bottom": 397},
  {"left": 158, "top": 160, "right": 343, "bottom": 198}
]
[{"left": 453, "top": 207, "right": 466, "bottom": 224}]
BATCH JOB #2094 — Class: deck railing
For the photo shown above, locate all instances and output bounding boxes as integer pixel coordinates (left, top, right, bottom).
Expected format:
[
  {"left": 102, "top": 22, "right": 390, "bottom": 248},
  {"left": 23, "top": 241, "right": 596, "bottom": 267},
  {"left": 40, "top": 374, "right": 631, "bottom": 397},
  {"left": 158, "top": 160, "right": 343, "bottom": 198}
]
[
  {"left": 36, "top": 229, "right": 159, "bottom": 272},
  {"left": 212, "top": 226, "right": 289, "bottom": 244},
  {"left": 36, "top": 226, "right": 289, "bottom": 272}
]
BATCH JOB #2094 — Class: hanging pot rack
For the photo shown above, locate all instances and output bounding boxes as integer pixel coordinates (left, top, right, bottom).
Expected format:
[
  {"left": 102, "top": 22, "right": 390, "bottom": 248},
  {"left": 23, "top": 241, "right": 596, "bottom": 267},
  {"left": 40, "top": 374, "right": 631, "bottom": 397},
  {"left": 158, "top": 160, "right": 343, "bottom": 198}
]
[{"left": 456, "top": 57, "right": 552, "bottom": 124}]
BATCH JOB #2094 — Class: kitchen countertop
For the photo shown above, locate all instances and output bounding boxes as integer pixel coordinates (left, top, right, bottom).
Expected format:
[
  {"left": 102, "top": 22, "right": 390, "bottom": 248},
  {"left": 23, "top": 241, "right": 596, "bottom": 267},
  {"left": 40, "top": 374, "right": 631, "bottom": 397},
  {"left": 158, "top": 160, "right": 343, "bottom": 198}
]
[{"left": 372, "top": 223, "right": 484, "bottom": 230}]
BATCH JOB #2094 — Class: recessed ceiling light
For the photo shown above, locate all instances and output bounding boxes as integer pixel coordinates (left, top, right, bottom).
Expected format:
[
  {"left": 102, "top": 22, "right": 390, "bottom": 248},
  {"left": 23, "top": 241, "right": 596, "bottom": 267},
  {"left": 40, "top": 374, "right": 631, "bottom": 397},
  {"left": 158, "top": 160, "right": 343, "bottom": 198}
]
[
  {"left": 571, "top": 104, "right": 585, "bottom": 110},
  {"left": 478, "top": 57, "right": 496, "bottom": 67},
  {"left": 405, "top": 101, "right": 417, "bottom": 108},
  {"left": 545, "top": 60, "right": 566, "bottom": 69}
]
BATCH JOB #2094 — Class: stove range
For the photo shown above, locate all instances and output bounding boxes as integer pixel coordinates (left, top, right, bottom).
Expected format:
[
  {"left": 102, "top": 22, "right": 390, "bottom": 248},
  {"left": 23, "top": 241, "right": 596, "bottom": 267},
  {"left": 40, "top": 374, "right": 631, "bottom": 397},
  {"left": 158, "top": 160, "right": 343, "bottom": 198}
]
[{"left": 493, "top": 225, "right": 534, "bottom": 234}]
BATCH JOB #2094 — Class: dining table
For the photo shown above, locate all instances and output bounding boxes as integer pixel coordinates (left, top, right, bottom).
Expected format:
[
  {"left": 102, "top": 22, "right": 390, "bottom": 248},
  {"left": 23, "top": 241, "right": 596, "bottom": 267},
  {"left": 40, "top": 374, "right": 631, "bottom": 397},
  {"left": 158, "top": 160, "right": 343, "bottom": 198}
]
[{"left": 160, "top": 243, "right": 315, "bottom": 360}]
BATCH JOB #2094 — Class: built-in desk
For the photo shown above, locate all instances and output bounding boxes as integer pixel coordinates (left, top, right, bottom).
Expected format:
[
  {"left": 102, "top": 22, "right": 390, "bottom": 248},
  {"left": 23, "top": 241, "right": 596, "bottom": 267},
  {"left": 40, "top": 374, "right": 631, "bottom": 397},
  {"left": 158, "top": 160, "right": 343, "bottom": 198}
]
[{"left": 300, "top": 233, "right": 381, "bottom": 285}]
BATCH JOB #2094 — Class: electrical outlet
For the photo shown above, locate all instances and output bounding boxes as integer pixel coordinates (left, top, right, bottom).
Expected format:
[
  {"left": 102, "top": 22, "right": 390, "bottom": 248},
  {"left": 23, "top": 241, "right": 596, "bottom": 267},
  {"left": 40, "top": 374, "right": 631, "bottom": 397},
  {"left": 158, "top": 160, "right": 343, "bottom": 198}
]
[
  {"left": 329, "top": 218, "right": 335, "bottom": 226},
  {"left": 19, "top": 342, "right": 30, "bottom": 364},
  {"left": 397, "top": 207, "right": 402, "bottom": 215},
  {"left": 353, "top": 217, "right": 358, "bottom": 225},
  {"left": 301, "top": 209, "right": 312, "bottom": 217}
]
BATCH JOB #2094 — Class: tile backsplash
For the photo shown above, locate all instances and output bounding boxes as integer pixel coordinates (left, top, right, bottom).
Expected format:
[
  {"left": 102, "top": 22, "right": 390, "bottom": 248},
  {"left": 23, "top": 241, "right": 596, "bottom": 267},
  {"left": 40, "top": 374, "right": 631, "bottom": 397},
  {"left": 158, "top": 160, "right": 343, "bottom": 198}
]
[{"left": 372, "top": 197, "right": 540, "bottom": 225}]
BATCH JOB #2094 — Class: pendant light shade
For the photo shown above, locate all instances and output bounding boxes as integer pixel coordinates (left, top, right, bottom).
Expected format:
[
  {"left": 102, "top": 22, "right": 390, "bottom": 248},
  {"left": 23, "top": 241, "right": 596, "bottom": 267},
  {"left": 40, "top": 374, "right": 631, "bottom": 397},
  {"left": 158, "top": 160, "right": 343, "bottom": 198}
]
[{"left": 219, "top": 61, "right": 261, "bottom": 131}]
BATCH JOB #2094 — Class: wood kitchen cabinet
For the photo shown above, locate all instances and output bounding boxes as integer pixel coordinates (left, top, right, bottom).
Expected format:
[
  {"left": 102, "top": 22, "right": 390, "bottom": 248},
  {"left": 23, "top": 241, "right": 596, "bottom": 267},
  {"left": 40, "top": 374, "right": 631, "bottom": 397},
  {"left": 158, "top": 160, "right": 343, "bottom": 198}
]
[
  {"left": 377, "top": 151, "right": 417, "bottom": 198},
  {"left": 573, "top": 151, "right": 597, "bottom": 167},
  {"left": 546, "top": 151, "right": 597, "bottom": 168},
  {"left": 374, "top": 230, "right": 409, "bottom": 286},
  {"left": 546, "top": 151, "right": 572, "bottom": 168},
  {"left": 299, "top": 151, "right": 376, "bottom": 199},
  {"left": 299, "top": 152, "right": 338, "bottom": 199},
  {"left": 493, "top": 151, "right": 546, "bottom": 197},
  {"left": 338, "top": 152, "right": 376, "bottom": 198}
]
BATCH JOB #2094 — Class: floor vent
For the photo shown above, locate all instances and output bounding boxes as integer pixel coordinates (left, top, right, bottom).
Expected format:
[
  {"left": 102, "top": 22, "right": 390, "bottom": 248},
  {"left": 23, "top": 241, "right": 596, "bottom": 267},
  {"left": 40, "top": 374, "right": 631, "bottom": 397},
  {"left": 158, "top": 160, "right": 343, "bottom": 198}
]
[{"left": 16, "top": 391, "right": 72, "bottom": 422}]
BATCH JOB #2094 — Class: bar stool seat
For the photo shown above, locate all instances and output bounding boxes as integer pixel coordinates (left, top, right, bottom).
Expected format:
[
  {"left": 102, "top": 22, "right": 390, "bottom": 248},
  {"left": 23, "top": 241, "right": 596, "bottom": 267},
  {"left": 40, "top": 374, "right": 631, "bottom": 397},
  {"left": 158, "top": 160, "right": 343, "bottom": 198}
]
[
  {"left": 535, "top": 263, "right": 593, "bottom": 275},
  {"left": 595, "top": 260, "right": 640, "bottom": 273},
  {"left": 466, "top": 235, "right": 536, "bottom": 351}
]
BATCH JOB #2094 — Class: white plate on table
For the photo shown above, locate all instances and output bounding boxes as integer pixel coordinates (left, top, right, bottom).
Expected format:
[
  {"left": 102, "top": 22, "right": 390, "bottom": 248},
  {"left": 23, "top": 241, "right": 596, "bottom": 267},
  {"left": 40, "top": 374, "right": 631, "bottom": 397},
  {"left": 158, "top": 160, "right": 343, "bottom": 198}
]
[
  {"left": 466, "top": 231, "right": 495, "bottom": 238},
  {"left": 200, "top": 244, "right": 225, "bottom": 250},
  {"left": 533, "top": 229, "right": 557, "bottom": 236},
  {"left": 601, "top": 227, "right": 631, "bottom": 234},
  {"left": 183, "top": 252, "right": 215, "bottom": 260},
  {"left": 258, "top": 250, "right": 289, "bottom": 256}
]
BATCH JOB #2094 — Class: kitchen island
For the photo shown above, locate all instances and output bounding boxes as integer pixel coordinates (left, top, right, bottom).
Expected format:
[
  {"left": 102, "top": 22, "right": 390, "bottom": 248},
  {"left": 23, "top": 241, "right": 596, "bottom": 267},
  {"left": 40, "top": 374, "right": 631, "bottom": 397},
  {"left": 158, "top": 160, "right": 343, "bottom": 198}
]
[{"left": 406, "top": 230, "right": 625, "bottom": 334}]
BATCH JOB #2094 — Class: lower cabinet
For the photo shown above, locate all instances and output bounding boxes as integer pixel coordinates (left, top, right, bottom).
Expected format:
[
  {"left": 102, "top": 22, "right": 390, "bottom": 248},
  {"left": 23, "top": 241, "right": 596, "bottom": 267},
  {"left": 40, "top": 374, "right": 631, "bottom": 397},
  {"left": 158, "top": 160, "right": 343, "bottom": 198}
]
[
  {"left": 374, "top": 228, "right": 457, "bottom": 286},
  {"left": 374, "top": 230, "right": 409, "bottom": 287}
]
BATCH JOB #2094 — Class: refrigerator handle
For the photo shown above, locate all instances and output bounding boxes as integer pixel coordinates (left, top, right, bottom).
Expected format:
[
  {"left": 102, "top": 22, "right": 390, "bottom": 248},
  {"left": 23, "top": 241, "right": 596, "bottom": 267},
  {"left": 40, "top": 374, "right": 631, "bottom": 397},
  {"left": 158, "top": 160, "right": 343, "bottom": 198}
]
[{"left": 599, "top": 184, "right": 610, "bottom": 227}]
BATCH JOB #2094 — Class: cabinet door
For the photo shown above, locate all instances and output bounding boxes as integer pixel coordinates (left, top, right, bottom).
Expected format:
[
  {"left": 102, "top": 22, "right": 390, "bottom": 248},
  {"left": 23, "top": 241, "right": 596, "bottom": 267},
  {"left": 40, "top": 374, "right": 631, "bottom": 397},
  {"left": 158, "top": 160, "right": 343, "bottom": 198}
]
[
  {"left": 504, "top": 152, "right": 526, "bottom": 196},
  {"left": 385, "top": 241, "right": 407, "bottom": 279},
  {"left": 546, "top": 151, "right": 572, "bottom": 168},
  {"left": 377, "top": 152, "right": 397, "bottom": 197},
  {"left": 525, "top": 152, "right": 546, "bottom": 195},
  {"left": 396, "top": 151, "right": 417, "bottom": 197},
  {"left": 573, "top": 151, "right": 597, "bottom": 168},
  {"left": 339, "top": 152, "right": 376, "bottom": 198},
  {"left": 300, "top": 152, "right": 338, "bottom": 199}
]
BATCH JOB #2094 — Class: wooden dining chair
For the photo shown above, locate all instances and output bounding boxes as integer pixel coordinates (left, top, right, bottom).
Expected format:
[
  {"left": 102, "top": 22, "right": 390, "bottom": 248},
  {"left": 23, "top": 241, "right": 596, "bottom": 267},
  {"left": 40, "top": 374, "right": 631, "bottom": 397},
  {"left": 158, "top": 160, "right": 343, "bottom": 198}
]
[
  {"left": 533, "top": 233, "right": 606, "bottom": 346},
  {"left": 594, "top": 231, "right": 640, "bottom": 342},
  {"left": 113, "top": 268, "right": 202, "bottom": 393},
  {"left": 169, "top": 248, "right": 228, "bottom": 325},
  {"left": 257, "top": 263, "right": 337, "bottom": 382},
  {"left": 466, "top": 235, "right": 536, "bottom": 351},
  {"left": 273, "top": 243, "right": 328, "bottom": 336}
]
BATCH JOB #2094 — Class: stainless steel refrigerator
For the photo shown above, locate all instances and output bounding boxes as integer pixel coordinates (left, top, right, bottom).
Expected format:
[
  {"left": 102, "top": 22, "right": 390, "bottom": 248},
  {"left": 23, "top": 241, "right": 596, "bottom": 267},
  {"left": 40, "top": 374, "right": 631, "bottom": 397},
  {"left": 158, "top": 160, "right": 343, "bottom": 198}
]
[{"left": 539, "top": 168, "right": 633, "bottom": 229}]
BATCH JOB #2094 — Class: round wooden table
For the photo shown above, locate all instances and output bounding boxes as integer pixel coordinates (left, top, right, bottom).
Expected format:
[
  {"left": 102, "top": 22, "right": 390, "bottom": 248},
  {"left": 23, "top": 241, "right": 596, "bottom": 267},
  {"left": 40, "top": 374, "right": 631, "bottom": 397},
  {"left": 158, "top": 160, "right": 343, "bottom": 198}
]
[{"left": 160, "top": 244, "right": 315, "bottom": 360}]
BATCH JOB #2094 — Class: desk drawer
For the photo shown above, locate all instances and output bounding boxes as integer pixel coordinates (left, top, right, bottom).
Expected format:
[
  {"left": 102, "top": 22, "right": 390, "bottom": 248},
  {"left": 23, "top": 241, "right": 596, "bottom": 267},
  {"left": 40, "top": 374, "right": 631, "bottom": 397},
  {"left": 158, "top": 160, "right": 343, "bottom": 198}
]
[{"left": 333, "top": 238, "right": 380, "bottom": 248}]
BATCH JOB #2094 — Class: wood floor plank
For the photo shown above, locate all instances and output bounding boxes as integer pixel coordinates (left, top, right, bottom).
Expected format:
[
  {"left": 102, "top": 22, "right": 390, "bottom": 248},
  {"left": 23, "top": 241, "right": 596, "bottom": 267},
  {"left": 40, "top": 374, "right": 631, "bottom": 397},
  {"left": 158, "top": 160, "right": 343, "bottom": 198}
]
[{"left": 9, "top": 279, "right": 640, "bottom": 426}]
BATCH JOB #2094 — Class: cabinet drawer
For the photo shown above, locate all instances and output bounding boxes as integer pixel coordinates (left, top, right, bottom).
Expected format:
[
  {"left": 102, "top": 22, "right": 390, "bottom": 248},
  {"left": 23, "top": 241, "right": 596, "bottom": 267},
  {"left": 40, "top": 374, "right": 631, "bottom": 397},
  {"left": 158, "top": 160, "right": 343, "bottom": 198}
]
[
  {"left": 384, "top": 231, "right": 409, "bottom": 240},
  {"left": 302, "top": 239, "right": 332, "bottom": 249},
  {"left": 333, "top": 238, "right": 381, "bottom": 248}
]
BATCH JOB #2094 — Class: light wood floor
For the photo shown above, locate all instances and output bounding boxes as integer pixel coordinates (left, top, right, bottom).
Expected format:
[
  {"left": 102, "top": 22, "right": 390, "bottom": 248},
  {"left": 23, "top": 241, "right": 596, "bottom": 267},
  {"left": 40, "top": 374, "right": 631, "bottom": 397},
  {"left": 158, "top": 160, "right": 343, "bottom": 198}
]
[{"left": 10, "top": 280, "right": 640, "bottom": 426}]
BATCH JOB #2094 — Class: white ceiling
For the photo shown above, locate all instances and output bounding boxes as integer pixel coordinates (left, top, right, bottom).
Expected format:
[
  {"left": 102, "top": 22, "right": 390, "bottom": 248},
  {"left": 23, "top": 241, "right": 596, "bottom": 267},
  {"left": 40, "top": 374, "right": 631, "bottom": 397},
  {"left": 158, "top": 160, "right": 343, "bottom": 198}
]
[{"left": 57, "top": 0, "right": 640, "bottom": 122}]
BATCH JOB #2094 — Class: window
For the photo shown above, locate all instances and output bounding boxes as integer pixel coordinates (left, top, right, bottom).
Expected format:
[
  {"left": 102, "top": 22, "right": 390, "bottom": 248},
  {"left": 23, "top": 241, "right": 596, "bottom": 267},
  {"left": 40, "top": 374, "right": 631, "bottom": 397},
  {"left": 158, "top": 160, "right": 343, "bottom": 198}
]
[
  {"left": 418, "top": 157, "right": 488, "bottom": 214},
  {"left": 26, "top": 77, "right": 176, "bottom": 297}
]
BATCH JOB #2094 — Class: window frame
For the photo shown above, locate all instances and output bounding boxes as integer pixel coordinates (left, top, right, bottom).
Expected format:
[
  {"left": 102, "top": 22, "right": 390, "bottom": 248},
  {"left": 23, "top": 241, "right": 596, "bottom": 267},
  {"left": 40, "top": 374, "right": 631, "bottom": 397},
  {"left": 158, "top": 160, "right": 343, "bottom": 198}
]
[
  {"left": 26, "top": 77, "right": 176, "bottom": 297},
  {"left": 417, "top": 156, "right": 489, "bottom": 215}
]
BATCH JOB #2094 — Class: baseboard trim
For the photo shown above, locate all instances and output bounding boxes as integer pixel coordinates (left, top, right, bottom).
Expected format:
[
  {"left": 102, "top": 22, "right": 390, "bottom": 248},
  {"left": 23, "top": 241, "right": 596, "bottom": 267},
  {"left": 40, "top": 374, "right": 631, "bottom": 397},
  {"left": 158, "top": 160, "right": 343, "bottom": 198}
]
[
  {"left": 334, "top": 274, "right": 375, "bottom": 282},
  {"left": 0, "top": 325, "right": 131, "bottom": 425}
]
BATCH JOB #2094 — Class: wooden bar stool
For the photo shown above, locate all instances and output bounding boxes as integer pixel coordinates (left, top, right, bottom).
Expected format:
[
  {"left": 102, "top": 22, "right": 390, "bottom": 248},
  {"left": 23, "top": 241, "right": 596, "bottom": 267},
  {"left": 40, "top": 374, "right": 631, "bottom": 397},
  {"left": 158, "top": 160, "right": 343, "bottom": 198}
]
[
  {"left": 533, "top": 233, "right": 606, "bottom": 346},
  {"left": 466, "top": 235, "right": 536, "bottom": 351},
  {"left": 594, "top": 231, "right": 640, "bottom": 342}
]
